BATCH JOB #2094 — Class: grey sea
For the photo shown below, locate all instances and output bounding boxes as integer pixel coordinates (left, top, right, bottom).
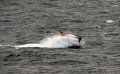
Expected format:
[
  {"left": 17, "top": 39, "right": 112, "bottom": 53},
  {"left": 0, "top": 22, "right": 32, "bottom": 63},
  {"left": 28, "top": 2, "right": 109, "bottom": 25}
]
[{"left": 0, "top": 0, "right": 120, "bottom": 74}]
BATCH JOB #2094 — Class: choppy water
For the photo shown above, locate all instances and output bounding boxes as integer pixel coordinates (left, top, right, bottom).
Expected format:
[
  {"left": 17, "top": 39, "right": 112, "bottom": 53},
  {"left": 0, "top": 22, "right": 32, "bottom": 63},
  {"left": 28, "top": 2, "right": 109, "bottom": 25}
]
[{"left": 0, "top": 0, "right": 120, "bottom": 74}]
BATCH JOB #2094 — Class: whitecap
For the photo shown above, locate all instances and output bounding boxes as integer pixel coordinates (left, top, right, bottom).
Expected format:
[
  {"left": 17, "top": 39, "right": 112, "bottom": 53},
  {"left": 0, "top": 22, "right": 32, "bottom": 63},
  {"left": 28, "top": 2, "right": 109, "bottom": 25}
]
[{"left": 106, "top": 20, "right": 115, "bottom": 23}]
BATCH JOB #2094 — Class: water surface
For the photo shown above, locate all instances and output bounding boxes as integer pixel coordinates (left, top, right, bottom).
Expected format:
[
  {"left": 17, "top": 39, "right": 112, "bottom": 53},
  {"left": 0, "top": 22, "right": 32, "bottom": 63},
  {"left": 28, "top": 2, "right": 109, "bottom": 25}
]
[{"left": 0, "top": 0, "right": 120, "bottom": 74}]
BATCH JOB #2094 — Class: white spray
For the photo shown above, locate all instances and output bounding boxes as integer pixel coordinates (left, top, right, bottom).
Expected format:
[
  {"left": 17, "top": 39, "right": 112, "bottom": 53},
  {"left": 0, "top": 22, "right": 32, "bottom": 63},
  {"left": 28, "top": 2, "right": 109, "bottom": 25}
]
[{"left": 1, "top": 33, "right": 84, "bottom": 49}]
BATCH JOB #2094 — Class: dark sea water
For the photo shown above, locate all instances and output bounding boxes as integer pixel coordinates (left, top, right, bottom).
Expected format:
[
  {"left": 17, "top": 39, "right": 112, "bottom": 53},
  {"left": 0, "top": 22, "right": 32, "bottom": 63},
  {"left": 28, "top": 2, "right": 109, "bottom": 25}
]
[{"left": 0, "top": 0, "right": 120, "bottom": 74}]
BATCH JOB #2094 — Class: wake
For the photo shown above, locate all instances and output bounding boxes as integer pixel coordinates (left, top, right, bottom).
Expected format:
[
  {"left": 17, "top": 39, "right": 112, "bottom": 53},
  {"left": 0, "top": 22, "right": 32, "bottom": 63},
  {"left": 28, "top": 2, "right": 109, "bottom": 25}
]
[{"left": 1, "top": 32, "right": 85, "bottom": 49}]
